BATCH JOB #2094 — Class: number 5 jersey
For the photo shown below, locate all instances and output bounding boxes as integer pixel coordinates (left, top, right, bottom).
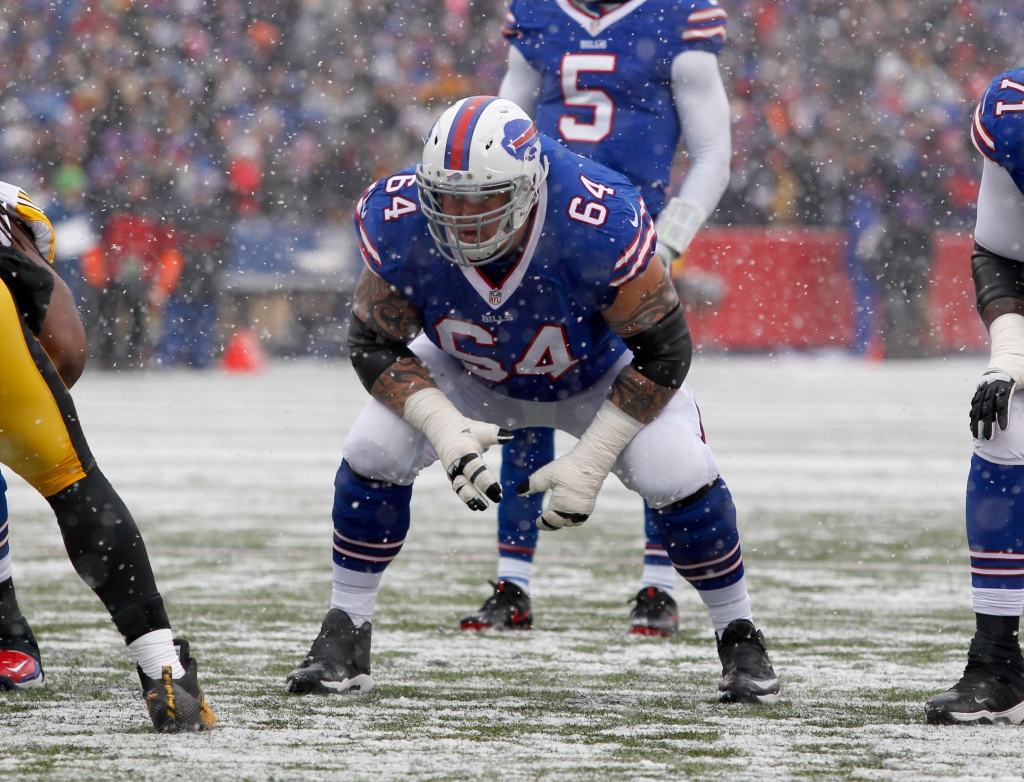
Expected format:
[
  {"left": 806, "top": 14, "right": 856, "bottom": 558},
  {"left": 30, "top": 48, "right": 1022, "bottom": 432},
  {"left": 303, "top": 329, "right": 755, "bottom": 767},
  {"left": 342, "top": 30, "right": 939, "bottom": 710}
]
[
  {"left": 354, "top": 135, "right": 657, "bottom": 403},
  {"left": 503, "top": 0, "right": 727, "bottom": 217}
]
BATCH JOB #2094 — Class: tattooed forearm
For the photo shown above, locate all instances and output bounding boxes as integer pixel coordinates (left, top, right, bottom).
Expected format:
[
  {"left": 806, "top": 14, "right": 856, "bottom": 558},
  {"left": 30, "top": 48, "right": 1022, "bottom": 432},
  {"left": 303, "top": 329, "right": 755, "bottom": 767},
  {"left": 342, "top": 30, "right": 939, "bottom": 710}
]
[
  {"left": 352, "top": 267, "right": 422, "bottom": 341},
  {"left": 606, "top": 365, "right": 676, "bottom": 425},
  {"left": 603, "top": 266, "right": 679, "bottom": 336},
  {"left": 371, "top": 356, "right": 437, "bottom": 416}
]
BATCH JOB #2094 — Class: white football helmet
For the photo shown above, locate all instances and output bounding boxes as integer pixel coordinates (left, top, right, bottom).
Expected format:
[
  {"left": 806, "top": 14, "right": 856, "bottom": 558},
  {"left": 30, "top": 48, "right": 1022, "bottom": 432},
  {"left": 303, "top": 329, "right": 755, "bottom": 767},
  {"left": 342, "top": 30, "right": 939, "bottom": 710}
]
[{"left": 417, "top": 96, "right": 548, "bottom": 266}]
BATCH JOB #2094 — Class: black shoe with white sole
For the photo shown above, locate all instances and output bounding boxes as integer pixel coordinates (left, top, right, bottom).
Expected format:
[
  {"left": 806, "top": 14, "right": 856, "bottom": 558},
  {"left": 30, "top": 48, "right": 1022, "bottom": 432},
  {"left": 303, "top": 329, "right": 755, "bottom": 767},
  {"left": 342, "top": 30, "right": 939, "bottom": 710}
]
[
  {"left": 926, "top": 614, "right": 1024, "bottom": 725},
  {"left": 716, "top": 619, "right": 781, "bottom": 704},
  {"left": 926, "top": 669, "right": 1024, "bottom": 725},
  {"left": 286, "top": 609, "right": 374, "bottom": 695}
]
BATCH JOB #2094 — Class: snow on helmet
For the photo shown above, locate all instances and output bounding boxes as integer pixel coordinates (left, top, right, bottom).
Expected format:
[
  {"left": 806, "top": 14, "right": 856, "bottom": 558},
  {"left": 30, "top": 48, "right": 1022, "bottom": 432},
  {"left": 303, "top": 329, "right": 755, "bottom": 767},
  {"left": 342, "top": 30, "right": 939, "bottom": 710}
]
[{"left": 417, "top": 96, "right": 548, "bottom": 266}]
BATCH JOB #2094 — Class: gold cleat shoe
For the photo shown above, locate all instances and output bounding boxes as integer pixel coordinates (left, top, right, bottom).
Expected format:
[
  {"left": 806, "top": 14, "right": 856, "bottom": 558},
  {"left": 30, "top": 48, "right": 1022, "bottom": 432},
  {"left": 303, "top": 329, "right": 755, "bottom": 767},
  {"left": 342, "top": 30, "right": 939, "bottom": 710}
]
[{"left": 139, "top": 639, "right": 216, "bottom": 732}]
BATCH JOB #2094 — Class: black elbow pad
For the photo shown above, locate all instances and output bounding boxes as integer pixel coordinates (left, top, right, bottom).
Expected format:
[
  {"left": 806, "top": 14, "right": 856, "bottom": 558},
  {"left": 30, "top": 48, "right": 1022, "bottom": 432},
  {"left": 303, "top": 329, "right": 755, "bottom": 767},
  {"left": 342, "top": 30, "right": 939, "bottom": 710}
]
[
  {"left": 0, "top": 245, "right": 53, "bottom": 336},
  {"left": 348, "top": 313, "right": 416, "bottom": 392},
  {"left": 622, "top": 304, "right": 692, "bottom": 389},
  {"left": 973, "top": 241, "right": 1024, "bottom": 316}
]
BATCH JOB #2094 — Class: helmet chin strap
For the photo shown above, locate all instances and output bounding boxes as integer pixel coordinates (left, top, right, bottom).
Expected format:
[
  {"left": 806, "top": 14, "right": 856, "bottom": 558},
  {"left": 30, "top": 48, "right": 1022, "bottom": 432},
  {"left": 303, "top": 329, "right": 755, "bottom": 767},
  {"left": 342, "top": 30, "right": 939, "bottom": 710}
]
[{"left": 459, "top": 204, "right": 538, "bottom": 267}]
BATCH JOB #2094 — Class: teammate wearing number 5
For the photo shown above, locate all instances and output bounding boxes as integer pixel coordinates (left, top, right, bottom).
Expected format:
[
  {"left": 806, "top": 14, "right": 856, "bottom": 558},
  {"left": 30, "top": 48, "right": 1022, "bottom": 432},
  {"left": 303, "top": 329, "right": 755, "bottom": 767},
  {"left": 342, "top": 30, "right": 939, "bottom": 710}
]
[
  {"left": 461, "top": 0, "right": 732, "bottom": 637},
  {"left": 286, "top": 97, "right": 778, "bottom": 704}
]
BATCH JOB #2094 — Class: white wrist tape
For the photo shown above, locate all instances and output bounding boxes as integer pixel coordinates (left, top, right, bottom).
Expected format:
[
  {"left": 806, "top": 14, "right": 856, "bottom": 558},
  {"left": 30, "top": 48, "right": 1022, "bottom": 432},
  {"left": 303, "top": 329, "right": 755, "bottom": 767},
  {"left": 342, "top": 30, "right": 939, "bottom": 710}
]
[
  {"left": 988, "top": 313, "right": 1024, "bottom": 388},
  {"left": 655, "top": 197, "right": 707, "bottom": 257},
  {"left": 572, "top": 400, "right": 645, "bottom": 476},
  {"left": 403, "top": 388, "right": 468, "bottom": 467}
]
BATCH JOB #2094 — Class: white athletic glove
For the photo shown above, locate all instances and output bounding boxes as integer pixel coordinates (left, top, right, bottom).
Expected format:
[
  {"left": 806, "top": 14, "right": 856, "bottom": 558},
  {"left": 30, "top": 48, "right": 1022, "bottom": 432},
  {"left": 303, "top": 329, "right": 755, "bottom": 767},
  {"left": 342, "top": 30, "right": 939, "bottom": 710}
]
[
  {"left": 517, "top": 401, "right": 643, "bottom": 530},
  {"left": 655, "top": 197, "right": 706, "bottom": 263},
  {"left": 0, "top": 182, "right": 55, "bottom": 263},
  {"left": 972, "top": 313, "right": 1024, "bottom": 440},
  {"left": 403, "top": 388, "right": 512, "bottom": 511}
]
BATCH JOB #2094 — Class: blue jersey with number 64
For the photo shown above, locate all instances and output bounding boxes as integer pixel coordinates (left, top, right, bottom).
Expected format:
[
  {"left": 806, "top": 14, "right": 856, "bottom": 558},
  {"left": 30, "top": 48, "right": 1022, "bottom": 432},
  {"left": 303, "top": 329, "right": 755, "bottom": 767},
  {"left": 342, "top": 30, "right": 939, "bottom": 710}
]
[
  {"left": 503, "top": 0, "right": 727, "bottom": 216},
  {"left": 354, "top": 135, "right": 657, "bottom": 403}
]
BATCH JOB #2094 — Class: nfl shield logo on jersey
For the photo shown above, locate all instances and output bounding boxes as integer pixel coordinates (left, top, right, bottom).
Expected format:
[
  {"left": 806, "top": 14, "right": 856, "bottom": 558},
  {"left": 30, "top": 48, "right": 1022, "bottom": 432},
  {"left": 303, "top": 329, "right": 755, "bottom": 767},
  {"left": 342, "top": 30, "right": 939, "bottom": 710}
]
[{"left": 489, "top": 289, "right": 502, "bottom": 305}]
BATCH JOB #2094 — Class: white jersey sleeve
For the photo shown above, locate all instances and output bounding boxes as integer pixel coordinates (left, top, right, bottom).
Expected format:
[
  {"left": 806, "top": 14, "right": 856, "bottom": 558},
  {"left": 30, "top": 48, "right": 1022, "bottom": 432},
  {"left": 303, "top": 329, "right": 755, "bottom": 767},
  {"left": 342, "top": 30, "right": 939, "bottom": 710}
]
[
  {"left": 499, "top": 46, "right": 542, "bottom": 118},
  {"left": 976, "top": 158, "right": 1024, "bottom": 262},
  {"left": 670, "top": 50, "right": 731, "bottom": 216}
]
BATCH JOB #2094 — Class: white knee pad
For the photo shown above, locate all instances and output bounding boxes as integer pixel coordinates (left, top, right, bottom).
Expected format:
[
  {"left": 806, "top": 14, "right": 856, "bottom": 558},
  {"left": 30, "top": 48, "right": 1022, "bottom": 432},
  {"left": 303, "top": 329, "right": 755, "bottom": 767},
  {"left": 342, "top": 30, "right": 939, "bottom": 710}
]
[
  {"left": 974, "top": 389, "right": 1024, "bottom": 465},
  {"left": 342, "top": 397, "right": 437, "bottom": 485}
]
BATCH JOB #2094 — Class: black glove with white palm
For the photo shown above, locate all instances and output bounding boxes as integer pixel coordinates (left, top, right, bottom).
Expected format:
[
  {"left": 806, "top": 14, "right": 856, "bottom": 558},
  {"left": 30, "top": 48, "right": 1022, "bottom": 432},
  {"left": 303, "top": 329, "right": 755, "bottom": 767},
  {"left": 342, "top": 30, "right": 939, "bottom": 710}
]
[
  {"left": 403, "top": 388, "right": 512, "bottom": 511},
  {"left": 971, "top": 313, "right": 1024, "bottom": 441},
  {"left": 517, "top": 401, "right": 643, "bottom": 530},
  {"left": 972, "top": 370, "right": 1015, "bottom": 441}
]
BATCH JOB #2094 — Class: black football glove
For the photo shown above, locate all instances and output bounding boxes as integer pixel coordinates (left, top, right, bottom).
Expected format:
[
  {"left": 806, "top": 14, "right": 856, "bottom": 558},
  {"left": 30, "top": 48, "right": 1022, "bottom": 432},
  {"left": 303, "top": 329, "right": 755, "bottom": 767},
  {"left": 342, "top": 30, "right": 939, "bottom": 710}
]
[{"left": 971, "top": 370, "right": 1016, "bottom": 441}]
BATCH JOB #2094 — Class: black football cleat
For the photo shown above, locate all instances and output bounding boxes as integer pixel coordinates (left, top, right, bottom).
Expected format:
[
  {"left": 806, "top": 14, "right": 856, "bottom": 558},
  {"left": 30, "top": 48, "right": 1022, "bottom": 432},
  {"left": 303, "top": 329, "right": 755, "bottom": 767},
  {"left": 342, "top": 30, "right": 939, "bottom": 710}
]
[
  {"left": 460, "top": 580, "right": 532, "bottom": 631},
  {"left": 139, "top": 639, "right": 216, "bottom": 732},
  {"left": 716, "top": 619, "right": 781, "bottom": 704},
  {"left": 286, "top": 609, "right": 374, "bottom": 695},
  {"left": 627, "top": 587, "right": 679, "bottom": 637},
  {"left": 926, "top": 669, "right": 1024, "bottom": 725}
]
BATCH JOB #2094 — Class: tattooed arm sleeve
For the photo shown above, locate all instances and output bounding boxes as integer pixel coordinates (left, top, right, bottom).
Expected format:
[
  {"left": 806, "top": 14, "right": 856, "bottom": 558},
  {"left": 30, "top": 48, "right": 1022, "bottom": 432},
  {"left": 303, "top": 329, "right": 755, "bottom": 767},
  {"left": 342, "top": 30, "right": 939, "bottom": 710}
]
[
  {"left": 349, "top": 266, "right": 436, "bottom": 416},
  {"left": 600, "top": 256, "right": 690, "bottom": 425}
]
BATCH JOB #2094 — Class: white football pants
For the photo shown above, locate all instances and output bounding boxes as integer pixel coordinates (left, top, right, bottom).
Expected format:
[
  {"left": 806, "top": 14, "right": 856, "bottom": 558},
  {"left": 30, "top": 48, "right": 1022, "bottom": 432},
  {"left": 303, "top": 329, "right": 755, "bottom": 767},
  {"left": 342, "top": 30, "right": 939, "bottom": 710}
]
[{"left": 342, "top": 335, "right": 719, "bottom": 510}]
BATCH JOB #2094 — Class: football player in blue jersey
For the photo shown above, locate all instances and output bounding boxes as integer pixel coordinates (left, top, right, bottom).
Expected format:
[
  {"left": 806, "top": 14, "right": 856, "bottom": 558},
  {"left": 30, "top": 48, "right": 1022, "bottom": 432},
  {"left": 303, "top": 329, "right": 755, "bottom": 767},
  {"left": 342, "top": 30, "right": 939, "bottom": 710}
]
[
  {"left": 458, "top": 0, "right": 732, "bottom": 636},
  {"left": 286, "top": 96, "right": 779, "bottom": 704},
  {"left": 926, "top": 68, "right": 1024, "bottom": 725}
]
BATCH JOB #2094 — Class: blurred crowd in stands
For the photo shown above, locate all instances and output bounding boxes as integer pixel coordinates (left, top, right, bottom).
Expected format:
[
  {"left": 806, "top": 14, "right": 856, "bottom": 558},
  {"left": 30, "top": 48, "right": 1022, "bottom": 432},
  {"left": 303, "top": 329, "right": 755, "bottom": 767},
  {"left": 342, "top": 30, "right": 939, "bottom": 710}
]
[{"left": 0, "top": 0, "right": 1020, "bottom": 363}]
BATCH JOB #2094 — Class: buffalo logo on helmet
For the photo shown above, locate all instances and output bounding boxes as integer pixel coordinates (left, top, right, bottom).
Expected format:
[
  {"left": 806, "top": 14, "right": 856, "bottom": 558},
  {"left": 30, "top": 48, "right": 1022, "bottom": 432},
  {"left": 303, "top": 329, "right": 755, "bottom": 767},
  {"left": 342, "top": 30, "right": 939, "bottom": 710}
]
[{"left": 501, "top": 119, "right": 539, "bottom": 161}]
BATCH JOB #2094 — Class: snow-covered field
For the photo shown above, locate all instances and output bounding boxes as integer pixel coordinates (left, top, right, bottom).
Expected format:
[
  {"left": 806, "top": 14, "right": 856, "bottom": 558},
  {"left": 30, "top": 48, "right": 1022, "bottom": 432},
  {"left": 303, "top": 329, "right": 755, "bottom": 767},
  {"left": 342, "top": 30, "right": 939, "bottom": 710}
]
[{"left": 0, "top": 352, "right": 1019, "bottom": 781}]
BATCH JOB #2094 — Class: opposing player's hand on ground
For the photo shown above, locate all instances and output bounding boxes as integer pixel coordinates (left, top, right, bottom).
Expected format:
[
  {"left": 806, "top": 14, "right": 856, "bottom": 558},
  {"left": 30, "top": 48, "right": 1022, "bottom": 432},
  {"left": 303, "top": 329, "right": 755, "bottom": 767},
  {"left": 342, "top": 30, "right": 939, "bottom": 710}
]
[
  {"left": 971, "top": 370, "right": 1016, "bottom": 440},
  {"left": 402, "top": 388, "right": 512, "bottom": 511},
  {"left": 516, "top": 451, "right": 603, "bottom": 530}
]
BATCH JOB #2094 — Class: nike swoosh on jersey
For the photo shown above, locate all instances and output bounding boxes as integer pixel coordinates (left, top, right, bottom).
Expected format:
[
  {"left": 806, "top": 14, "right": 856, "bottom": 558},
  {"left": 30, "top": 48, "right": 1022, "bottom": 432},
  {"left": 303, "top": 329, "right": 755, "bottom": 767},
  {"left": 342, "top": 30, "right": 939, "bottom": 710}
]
[{"left": 629, "top": 205, "right": 639, "bottom": 227}]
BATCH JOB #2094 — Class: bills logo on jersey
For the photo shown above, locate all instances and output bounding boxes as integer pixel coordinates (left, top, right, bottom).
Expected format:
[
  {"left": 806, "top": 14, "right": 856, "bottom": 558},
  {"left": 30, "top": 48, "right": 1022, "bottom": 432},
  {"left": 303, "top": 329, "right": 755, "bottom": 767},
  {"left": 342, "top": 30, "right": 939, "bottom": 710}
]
[
  {"left": 502, "top": 119, "right": 539, "bottom": 161},
  {"left": 489, "top": 289, "right": 503, "bottom": 305}
]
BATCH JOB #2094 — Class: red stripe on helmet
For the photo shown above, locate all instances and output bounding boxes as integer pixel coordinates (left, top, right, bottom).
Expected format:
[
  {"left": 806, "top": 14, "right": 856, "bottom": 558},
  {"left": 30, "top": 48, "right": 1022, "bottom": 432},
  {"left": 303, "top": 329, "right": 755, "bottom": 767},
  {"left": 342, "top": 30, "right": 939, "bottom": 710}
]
[{"left": 446, "top": 96, "right": 493, "bottom": 171}]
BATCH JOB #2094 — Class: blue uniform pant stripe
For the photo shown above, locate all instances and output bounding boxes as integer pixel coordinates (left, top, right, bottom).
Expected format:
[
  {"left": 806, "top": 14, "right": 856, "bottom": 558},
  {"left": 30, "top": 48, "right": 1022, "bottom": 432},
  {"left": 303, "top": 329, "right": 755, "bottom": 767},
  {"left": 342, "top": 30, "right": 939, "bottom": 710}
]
[
  {"left": 332, "top": 460, "right": 412, "bottom": 574},
  {"left": 643, "top": 502, "right": 668, "bottom": 564},
  {"left": 650, "top": 480, "right": 745, "bottom": 592},
  {"left": 967, "top": 455, "right": 1024, "bottom": 591},
  {"left": 497, "top": 428, "right": 552, "bottom": 561}
]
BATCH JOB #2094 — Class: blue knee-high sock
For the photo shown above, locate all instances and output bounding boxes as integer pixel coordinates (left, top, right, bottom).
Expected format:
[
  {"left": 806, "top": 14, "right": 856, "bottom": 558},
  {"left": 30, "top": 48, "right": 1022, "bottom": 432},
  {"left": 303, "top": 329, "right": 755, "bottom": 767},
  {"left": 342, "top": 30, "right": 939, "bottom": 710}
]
[
  {"left": 967, "top": 455, "right": 1024, "bottom": 615},
  {"left": 332, "top": 460, "right": 412, "bottom": 575},
  {"left": 649, "top": 479, "right": 744, "bottom": 591},
  {"left": 496, "top": 428, "right": 552, "bottom": 581},
  {"left": 643, "top": 501, "right": 672, "bottom": 565}
]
